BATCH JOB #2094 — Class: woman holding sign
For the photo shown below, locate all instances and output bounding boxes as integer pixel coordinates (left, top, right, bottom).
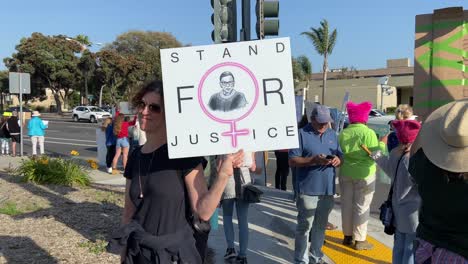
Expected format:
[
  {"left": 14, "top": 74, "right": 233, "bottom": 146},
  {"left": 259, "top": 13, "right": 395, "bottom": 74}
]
[{"left": 112, "top": 80, "right": 244, "bottom": 264}]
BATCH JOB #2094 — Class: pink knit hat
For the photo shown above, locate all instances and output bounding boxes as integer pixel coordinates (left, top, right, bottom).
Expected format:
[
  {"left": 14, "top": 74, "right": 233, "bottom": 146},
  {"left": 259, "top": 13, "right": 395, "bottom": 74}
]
[
  {"left": 346, "top": 101, "right": 372, "bottom": 124},
  {"left": 391, "top": 120, "right": 421, "bottom": 144}
]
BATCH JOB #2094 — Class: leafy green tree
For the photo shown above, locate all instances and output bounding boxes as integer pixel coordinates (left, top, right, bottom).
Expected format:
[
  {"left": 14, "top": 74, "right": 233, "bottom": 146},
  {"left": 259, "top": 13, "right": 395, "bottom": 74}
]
[
  {"left": 93, "top": 50, "right": 145, "bottom": 106},
  {"left": 293, "top": 55, "right": 312, "bottom": 96},
  {"left": 77, "top": 50, "right": 97, "bottom": 104},
  {"left": 0, "top": 70, "right": 8, "bottom": 112},
  {"left": 292, "top": 57, "right": 305, "bottom": 82},
  {"left": 105, "top": 31, "right": 182, "bottom": 82},
  {"left": 3, "top": 33, "right": 82, "bottom": 113},
  {"left": 302, "top": 19, "right": 337, "bottom": 104},
  {"left": 75, "top": 34, "right": 91, "bottom": 47}
]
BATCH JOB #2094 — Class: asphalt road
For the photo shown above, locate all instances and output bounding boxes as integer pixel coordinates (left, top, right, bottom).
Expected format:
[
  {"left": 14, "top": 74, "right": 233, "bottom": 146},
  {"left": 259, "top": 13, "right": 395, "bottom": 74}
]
[
  {"left": 17, "top": 115, "right": 389, "bottom": 220},
  {"left": 20, "top": 116, "right": 99, "bottom": 159}
]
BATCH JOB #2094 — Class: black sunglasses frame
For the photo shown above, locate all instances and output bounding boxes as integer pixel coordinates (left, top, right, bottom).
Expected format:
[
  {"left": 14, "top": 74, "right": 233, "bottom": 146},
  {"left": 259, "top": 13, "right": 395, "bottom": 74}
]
[{"left": 136, "top": 101, "right": 162, "bottom": 114}]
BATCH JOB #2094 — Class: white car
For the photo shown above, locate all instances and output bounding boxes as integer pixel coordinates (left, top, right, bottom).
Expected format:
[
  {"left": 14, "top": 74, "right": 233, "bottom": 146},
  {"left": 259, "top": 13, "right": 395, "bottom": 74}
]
[
  {"left": 72, "top": 106, "right": 111, "bottom": 123},
  {"left": 366, "top": 109, "right": 395, "bottom": 137}
]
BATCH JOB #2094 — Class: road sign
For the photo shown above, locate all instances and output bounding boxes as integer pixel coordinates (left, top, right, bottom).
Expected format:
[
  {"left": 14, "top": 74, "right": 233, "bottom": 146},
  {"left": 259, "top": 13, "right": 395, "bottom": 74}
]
[{"left": 9, "top": 72, "right": 31, "bottom": 94}]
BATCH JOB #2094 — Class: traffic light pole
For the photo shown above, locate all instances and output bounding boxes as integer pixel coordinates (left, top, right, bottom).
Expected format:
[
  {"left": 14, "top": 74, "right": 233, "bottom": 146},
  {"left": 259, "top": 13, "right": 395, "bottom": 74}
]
[{"left": 241, "top": 0, "right": 251, "bottom": 41}]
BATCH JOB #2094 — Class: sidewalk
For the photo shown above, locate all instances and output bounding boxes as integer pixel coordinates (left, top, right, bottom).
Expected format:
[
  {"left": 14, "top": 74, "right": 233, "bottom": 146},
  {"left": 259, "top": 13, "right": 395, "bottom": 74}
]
[{"left": 0, "top": 156, "right": 393, "bottom": 263}]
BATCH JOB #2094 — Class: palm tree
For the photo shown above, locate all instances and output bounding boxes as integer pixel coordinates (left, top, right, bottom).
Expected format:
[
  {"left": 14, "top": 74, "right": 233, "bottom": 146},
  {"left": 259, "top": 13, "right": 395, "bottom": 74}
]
[
  {"left": 297, "top": 55, "right": 312, "bottom": 89},
  {"left": 301, "top": 19, "right": 337, "bottom": 104}
]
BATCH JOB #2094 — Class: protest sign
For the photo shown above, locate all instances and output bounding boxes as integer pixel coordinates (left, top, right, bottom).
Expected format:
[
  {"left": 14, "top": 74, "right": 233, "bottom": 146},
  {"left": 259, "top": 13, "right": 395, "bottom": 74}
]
[{"left": 161, "top": 38, "right": 298, "bottom": 158}]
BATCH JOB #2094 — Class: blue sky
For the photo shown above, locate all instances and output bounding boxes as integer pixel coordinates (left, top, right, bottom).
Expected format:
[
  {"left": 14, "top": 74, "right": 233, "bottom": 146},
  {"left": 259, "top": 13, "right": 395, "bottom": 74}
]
[{"left": 1, "top": 0, "right": 465, "bottom": 72}]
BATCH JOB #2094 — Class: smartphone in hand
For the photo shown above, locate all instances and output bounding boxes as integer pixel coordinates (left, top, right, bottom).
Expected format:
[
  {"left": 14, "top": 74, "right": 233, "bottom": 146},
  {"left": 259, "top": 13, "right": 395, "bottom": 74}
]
[{"left": 326, "top": 155, "right": 335, "bottom": 160}]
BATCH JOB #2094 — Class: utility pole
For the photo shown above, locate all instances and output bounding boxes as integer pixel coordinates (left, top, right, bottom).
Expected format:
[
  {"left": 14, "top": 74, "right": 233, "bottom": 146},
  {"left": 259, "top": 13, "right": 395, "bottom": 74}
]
[{"left": 241, "top": 0, "right": 251, "bottom": 41}]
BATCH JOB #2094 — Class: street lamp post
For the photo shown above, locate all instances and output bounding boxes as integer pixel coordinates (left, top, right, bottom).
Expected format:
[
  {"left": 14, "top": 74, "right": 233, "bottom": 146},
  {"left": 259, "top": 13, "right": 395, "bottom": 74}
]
[
  {"left": 99, "top": 84, "right": 106, "bottom": 108},
  {"left": 378, "top": 76, "right": 393, "bottom": 112}
]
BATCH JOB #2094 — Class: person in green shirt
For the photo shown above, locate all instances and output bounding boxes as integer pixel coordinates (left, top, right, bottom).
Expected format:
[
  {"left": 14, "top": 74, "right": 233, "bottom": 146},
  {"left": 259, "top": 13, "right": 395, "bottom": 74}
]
[{"left": 338, "top": 101, "right": 386, "bottom": 250}]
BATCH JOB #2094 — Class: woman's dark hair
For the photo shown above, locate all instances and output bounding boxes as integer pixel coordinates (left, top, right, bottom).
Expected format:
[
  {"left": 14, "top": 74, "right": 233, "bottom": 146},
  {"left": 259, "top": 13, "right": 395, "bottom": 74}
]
[
  {"left": 219, "top": 71, "right": 234, "bottom": 82},
  {"left": 131, "top": 80, "right": 164, "bottom": 108}
]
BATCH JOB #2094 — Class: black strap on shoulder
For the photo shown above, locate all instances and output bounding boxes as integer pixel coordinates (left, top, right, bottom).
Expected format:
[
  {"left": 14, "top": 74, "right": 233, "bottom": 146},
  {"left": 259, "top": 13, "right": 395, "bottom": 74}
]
[{"left": 387, "top": 151, "right": 408, "bottom": 201}]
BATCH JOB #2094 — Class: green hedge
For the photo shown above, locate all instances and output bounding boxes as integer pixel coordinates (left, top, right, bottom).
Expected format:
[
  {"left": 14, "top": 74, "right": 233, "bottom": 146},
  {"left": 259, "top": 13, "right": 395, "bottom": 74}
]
[{"left": 16, "top": 156, "right": 90, "bottom": 186}]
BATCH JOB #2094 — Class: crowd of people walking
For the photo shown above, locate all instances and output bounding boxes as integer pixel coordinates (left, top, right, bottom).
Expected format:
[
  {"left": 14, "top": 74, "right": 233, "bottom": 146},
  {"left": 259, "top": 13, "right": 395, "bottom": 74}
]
[
  {"left": 288, "top": 100, "right": 467, "bottom": 264},
  {"left": 0, "top": 110, "right": 44, "bottom": 157},
  {"left": 103, "top": 74, "right": 466, "bottom": 264},
  {"left": 3, "top": 81, "right": 465, "bottom": 264}
]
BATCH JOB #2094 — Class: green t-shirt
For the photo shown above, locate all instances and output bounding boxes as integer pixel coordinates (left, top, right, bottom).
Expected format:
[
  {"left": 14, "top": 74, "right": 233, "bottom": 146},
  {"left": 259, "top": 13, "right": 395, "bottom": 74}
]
[
  {"left": 338, "top": 123, "right": 386, "bottom": 179},
  {"left": 409, "top": 148, "right": 468, "bottom": 259}
]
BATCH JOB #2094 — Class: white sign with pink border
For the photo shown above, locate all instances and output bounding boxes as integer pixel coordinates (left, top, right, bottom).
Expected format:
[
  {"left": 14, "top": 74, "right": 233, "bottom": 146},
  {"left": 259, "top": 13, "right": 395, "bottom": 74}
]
[{"left": 161, "top": 37, "right": 298, "bottom": 159}]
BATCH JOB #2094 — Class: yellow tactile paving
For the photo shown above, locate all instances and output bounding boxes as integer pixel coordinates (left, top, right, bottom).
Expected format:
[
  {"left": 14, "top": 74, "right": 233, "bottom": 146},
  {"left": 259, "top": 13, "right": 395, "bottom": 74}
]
[{"left": 322, "top": 230, "right": 392, "bottom": 264}]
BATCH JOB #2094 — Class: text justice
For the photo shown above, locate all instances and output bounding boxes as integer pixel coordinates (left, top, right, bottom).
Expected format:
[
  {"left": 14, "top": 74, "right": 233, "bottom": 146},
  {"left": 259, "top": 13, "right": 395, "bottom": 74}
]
[{"left": 169, "top": 125, "right": 296, "bottom": 147}]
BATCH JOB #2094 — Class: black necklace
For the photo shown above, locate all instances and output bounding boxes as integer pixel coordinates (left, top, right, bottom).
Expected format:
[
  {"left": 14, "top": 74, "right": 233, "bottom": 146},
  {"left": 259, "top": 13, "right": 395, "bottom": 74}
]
[{"left": 138, "top": 150, "right": 157, "bottom": 199}]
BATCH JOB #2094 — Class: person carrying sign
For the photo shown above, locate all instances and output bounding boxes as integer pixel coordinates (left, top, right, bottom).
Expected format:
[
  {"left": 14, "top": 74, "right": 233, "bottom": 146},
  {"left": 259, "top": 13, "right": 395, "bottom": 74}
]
[
  {"left": 113, "top": 80, "right": 244, "bottom": 264},
  {"left": 371, "top": 120, "right": 422, "bottom": 264}
]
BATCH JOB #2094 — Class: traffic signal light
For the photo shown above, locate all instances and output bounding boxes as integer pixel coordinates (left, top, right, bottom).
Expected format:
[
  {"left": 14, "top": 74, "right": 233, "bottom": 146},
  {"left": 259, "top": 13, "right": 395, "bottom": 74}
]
[
  {"left": 256, "top": 0, "right": 279, "bottom": 39},
  {"left": 211, "top": 0, "right": 237, "bottom": 43}
]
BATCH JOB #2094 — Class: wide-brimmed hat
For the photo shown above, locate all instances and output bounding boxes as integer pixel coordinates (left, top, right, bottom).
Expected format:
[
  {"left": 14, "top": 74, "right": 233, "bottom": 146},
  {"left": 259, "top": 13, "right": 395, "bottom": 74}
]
[
  {"left": 419, "top": 99, "right": 468, "bottom": 173},
  {"left": 32, "top": 111, "right": 41, "bottom": 117}
]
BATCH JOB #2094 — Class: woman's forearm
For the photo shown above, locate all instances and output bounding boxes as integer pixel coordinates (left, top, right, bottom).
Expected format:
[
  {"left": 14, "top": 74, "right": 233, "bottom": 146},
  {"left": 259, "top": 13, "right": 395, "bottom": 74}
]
[
  {"left": 196, "top": 175, "right": 228, "bottom": 221},
  {"left": 122, "top": 180, "right": 135, "bottom": 225}
]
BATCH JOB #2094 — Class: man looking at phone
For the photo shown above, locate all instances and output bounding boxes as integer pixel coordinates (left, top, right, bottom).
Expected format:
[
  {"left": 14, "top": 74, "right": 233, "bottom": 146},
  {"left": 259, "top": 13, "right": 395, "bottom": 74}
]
[{"left": 289, "top": 104, "right": 342, "bottom": 264}]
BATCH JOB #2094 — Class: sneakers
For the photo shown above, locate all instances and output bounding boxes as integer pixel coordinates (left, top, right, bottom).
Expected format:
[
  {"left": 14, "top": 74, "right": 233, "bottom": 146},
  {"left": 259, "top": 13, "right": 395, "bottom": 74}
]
[
  {"left": 224, "top": 248, "right": 237, "bottom": 260},
  {"left": 107, "top": 167, "right": 112, "bottom": 174},
  {"left": 236, "top": 256, "right": 248, "bottom": 264},
  {"left": 354, "top": 240, "right": 374, "bottom": 250},
  {"left": 342, "top": 236, "right": 355, "bottom": 246}
]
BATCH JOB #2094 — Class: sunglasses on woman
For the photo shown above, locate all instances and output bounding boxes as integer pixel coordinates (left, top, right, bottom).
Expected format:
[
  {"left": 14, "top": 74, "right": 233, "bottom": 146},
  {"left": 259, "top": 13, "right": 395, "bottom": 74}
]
[{"left": 136, "top": 101, "right": 162, "bottom": 114}]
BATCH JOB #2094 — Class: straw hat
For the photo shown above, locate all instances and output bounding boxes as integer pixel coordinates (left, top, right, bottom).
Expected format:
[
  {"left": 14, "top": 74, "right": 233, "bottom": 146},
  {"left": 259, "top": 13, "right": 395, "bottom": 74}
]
[
  {"left": 32, "top": 111, "right": 41, "bottom": 117},
  {"left": 419, "top": 99, "right": 468, "bottom": 172}
]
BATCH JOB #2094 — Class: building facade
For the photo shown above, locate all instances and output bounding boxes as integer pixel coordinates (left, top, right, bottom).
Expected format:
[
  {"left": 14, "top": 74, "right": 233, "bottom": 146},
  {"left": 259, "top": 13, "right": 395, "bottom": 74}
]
[{"left": 301, "top": 58, "right": 414, "bottom": 111}]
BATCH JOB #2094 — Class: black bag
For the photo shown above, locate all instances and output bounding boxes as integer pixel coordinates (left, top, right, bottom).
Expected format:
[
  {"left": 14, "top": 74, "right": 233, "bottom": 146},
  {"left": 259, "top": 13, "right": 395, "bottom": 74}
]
[
  {"left": 242, "top": 184, "right": 263, "bottom": 203},
  {"left": 379, "top": 200, "right": 395, "bottom": 235},
  {"left": 378, "top": 152, "right": 406, "bottom": 236}
]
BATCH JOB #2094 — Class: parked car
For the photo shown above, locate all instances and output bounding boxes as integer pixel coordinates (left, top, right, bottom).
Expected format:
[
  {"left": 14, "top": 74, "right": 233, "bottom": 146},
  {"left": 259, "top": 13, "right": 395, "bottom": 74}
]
[
  {"left": 72, "top": 106, "right": 111, "bottom": 123},
  {"left": 343, "top": 109, "right": 394, "bottom": 134},
  {"left": 7, "top": 106, "right": 32, "bottom": 113}
]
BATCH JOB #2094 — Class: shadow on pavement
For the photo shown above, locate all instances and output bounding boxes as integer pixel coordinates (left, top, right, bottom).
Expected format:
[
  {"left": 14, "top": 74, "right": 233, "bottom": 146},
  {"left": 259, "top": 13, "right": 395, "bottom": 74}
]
[
  {"left": 0, "top": 235, "right": 59, "bottom": 264},
  {"left": 2, "top": 175, "right": 122, "bottom": 246}
]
